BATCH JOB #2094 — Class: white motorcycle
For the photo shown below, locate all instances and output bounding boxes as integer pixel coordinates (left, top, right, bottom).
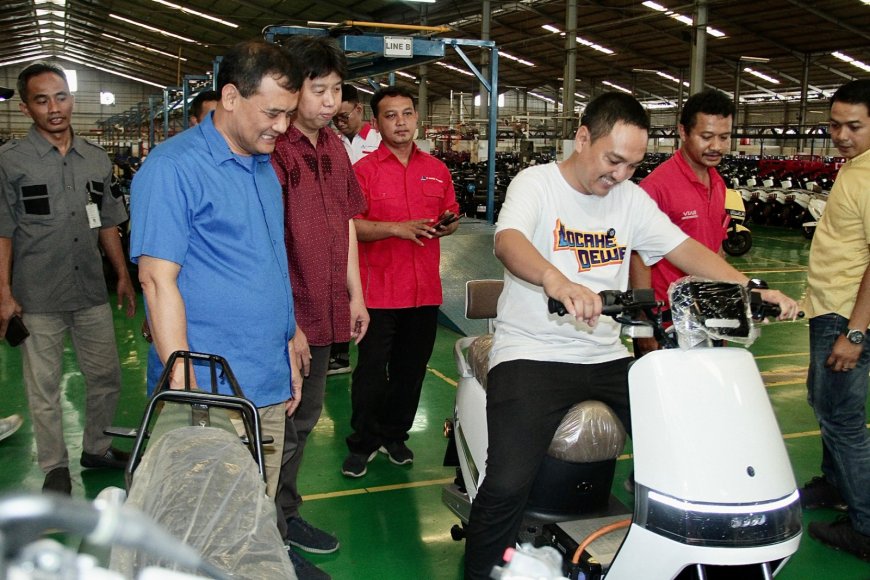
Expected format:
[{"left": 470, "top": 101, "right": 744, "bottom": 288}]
[
  {"left": 801, "top": 193, "right": 828, "bottom": 239},
  {"left": 443, "top": 279, "right": 802, "bottom": 579}
]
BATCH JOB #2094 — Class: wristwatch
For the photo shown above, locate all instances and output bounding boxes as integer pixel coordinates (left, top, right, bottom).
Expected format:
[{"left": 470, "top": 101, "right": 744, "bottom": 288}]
[{"left": 845, "top": 329, "right": 866, "bottom": 345}]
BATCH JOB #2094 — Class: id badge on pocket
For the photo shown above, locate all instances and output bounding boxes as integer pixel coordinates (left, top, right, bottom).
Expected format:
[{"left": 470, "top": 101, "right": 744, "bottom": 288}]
[{"left": 86, "top": 202, "right": 101, "bottom": 228}]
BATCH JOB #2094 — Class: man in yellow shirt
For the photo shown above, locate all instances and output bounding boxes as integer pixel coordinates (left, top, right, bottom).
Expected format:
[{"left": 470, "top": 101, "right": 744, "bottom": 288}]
[{"left": 803, "top": 79, "right": 870, "bottom": 563}]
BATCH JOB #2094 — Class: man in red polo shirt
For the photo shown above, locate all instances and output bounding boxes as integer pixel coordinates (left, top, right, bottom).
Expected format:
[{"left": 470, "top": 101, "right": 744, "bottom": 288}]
[
  {"left": 270, "top": 36, "right": 369, "bottom": 578},
  {"left": 630, "top": 88, "right": 734, "bottom": 354},
  {"left": 342, "top": 85, "right": 459, "bottom": 477}
]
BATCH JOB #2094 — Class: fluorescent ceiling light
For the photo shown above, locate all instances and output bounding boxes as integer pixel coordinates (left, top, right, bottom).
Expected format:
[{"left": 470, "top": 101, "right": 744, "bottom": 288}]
[
  {"left": 499, "top": 51, "right": 535, "bottom": 67},
  {"left": 602, "top": 80, "right": 631, "bottom": 94},
  {"left": 435, "top": 62, "right": 475, "bottom": 77},
  {"left": 529, "top": 91, "right": 556, "bottom": 105},
  {"left": 109, "top": 13, "right": 198, "bottom": 44},
  {"left": 577, "top": 36, "right": 614, "bottom": 55},
  {"left": 57, "top": 54, "right": 166, "bottom": 89},
  {"left": 656, "top": 71, "right": 690, "bottom": 87},
  {"left": 539, "top": 24, "right": 614, "bottom": 54},
  {"left": 149, "top": 0, "right": 238, "bottom": 28},
  {"left": 0, "top": 54, "right": 53, "bottom": 68},
  {"left": 744, "top": 67, "right": 780, "bottom": 84},
  {"left": 642, "top": 1, "right": 667, "bottom": 10},
  {"left": 356, "top": 85, "right": 374, "bottom": 95},
  {"left": 832, "top": 51, "right": 870, "bottom": 73},
  {"left": 642, "top": 2, "right": 726, "bottom": 37},
  {"left": 100, "top": 33, "right": 186, "bottom": 60},
  {"left": 396, "top": 71, "right": 417, "bottom": 80}
]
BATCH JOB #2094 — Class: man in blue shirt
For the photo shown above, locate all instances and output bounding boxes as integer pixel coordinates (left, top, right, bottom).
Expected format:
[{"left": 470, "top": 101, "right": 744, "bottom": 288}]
[{"left": 130, "top": 40, "right": 303, "bottom": 499}]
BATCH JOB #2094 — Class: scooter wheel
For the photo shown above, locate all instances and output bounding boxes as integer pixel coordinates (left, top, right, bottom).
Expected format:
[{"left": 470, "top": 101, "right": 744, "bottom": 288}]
[
  {"left": 723, "top": 230, "right": 753, "bottom": 256},
  {"left": 450, "top": 524, "right": 466, "bottom": 541}
]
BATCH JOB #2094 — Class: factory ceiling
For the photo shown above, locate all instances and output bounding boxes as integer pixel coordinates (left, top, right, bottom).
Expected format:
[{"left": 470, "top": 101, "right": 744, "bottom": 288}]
[{"left": 2, "top": 0, "right": 869, "bottom": 109}]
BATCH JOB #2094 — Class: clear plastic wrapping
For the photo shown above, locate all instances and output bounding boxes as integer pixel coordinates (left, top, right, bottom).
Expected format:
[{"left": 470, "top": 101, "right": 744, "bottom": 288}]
[
  {"left": 547, "top": 401, "right": 626, "bottom": 463},
  {"left": 468, "top": 334, "right": 494, "bottom": 389},
  {"left": 668, "top": 277, "right": 757, "bottom": 348},
  {"left": 110, "top": 426, "right": 295, "bottom": 579}
]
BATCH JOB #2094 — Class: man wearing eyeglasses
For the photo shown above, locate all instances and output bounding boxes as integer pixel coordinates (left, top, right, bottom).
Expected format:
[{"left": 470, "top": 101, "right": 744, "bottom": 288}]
[
  {"left": 334, "top": 84, "right": 381, "bottom": 165},
  {"left": 130, "top": 40, "right": 303, "bottom": 501},
  {"left": 270, "top": 35, "right": 369, "bottom": 577}
]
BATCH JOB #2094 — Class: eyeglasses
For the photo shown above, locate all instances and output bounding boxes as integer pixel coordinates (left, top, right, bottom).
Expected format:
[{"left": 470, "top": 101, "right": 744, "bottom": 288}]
[{"left": 333, "top": 112, "right": 352, "bottom": 123}]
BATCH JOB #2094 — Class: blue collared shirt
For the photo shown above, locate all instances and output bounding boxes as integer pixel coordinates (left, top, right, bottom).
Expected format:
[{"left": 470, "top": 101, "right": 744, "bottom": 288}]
[{"left": 130, "top": 113, "right": 295, "bottom": 407}]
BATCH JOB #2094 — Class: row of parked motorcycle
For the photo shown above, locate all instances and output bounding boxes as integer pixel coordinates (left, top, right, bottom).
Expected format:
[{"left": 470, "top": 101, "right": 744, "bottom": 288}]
[{"left": 438, "top": 151, "right": 835, "bottom": 255}]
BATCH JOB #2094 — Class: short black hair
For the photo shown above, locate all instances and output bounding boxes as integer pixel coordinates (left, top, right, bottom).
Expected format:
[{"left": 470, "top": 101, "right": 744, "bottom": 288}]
[
  {"left": 341, "top": 84, "right": 360, "bottom": 104},
  {"left": 283, "top": 35, "right": 347, "bottom": 81},
  {"left": 831, "top": 79, "right": 870, "bottom": 115},
  {"left": 580, "top": 92, "right": 650, "bottom": 142},
  {"left": 17, "top": 62, "right": 68, "bottom": 103},
  {"left": 370, "top": 85, "right": 416, "bottom": 117},
  {"left": 216, "top": 40, "right": 302, "bottom": 98},
  {"left": 190, "top": 89, "right": 219, "bottom": 119},
  {"left": 680, "top": 88, "right": 734, "bottom": 131}
]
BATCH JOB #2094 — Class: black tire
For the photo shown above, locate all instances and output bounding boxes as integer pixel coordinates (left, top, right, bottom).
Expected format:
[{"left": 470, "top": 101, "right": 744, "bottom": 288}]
[{"left": 723, "top": 230, "right": 753, "bottom": 256}]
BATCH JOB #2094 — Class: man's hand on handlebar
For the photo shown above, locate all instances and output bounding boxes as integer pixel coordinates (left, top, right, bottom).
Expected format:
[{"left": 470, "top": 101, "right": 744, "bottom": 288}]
[
  {"left": 755, "top": 289, "right": 801, "bottom": 321},
  {"left": 542, "top": 269, "right": 602, "bottom": 327}
]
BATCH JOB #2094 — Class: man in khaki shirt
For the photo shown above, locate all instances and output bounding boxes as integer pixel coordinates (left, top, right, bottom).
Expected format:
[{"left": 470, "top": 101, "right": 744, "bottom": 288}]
[{"left": 802, "top": 78, "right": 870, "bottom": 563}]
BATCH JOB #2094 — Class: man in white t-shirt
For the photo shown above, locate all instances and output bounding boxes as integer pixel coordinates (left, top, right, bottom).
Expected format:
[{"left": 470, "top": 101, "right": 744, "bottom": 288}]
[{"left": 463, "top": 92, "right": 800, "bottom": 579}]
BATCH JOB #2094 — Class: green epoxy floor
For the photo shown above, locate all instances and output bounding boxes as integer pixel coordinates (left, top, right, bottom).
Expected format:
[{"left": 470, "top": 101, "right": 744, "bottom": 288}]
[{"left": 0, "top": 224, "right": 868, "bottom": 578}]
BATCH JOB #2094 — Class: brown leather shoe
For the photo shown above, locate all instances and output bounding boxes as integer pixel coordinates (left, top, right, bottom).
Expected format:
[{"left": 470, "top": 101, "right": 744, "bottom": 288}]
[
  {"left": 42, "top": 467, "right": 72, "bottom": 495},
  {"left": 80, "top": 447, "right": 130, "bottom": 469}
]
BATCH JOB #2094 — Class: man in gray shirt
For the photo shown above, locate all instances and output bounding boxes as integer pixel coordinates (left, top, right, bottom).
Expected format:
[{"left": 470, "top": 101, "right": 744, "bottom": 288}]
[{"left": 0, "top": 62, "right": 136, "bottom": 495}]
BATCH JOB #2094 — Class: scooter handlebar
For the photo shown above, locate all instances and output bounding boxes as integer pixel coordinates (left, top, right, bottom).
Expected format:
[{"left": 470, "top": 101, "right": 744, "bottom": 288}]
[
  {"left": 548, "top": 289, "right": 662, "bottom": 318},
  {"left": 749, "top": 294, "right": 805, "bottom": 321}
]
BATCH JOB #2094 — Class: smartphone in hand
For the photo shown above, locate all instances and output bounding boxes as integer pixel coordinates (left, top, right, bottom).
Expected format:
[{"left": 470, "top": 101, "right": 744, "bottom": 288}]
[
  {"left": 433, "top": 211, "right": 459, "bottom": 230},
  {"left": 5, "top": 315, "right": 29, "bottom": 347}
]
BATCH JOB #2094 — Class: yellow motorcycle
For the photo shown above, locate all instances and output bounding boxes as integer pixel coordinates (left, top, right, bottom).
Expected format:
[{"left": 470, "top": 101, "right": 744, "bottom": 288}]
[{"left": 722, "top": 188, "right": 753, "bottom": 256}]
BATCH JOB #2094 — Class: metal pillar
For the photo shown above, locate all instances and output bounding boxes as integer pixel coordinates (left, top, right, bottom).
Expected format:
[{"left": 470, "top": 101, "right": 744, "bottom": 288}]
[
  {"left": 732, "top": 62, "right": 741, "bottom": 152},
  {"left": 562, "top": 0, "right": 577, "bottom": 138},
  {"left": 418, "top": 64, "right": 429, "bottom": 137},
  {"left": 689, "top": 0, "right": 708, "bottom": 94},
  {"left": 479, "top": 0, "right": 491, "bottom": 127},
  {"left": 799, "top": 54, "right": 810, "bottom": 152}
]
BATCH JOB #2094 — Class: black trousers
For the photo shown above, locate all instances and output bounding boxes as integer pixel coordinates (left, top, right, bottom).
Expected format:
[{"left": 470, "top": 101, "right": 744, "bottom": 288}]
[
  {"left": 346, "top": 306, "right": 439, "bottom": 454},
  {"left": 463, "top": 357, "right": 632, "bottom": 579}
]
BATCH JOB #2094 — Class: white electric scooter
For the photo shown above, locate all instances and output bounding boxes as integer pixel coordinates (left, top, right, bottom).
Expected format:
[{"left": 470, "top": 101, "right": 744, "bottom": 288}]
[{"left": 443, "top": 279, "right": 802, "bottom": 579}]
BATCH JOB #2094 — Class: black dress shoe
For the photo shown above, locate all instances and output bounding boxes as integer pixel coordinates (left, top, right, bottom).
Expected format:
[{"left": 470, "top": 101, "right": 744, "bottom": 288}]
[
  {"left": 80, "top": 447, "right": 130, "bottom": 469},
  {"left": 43, "top": 467, "right": 72, "bottom": 495}
]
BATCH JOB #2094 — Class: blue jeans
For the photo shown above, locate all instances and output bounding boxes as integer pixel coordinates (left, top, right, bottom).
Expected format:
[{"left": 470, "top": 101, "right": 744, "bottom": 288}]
[{"left": 807, "top": 313, "right": 870, "bottom": 534}]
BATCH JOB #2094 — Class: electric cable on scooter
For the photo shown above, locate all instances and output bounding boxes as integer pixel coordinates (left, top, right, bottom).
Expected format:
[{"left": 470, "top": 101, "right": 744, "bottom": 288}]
[{"left": 570, "top": 518, "right": 631, "bottom": 565}]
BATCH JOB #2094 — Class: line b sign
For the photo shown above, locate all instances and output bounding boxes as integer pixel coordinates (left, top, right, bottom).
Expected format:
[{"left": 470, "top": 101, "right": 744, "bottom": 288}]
[{"left": 384, "top": 36, "right": 413, "bottom": 58}]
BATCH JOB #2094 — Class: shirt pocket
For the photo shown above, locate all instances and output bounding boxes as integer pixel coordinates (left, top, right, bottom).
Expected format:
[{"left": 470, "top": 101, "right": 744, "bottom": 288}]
[
  {"left": 86, "top": 179, "right": 106, "bottom": 211},
  {"left": 19, "top": 183, "right": 52, "bottom": 218}
]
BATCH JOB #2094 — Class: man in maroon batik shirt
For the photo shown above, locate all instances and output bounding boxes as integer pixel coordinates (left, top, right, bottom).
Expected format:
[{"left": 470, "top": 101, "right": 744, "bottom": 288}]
[{"left": 270, "top": 36, "right": 369, "bottom": 575}]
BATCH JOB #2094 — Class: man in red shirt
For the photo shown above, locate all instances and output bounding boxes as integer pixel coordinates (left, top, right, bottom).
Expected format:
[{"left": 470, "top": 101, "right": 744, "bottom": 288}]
[
  {"left": 630, "top": 88, "right": 734, "bottom": 354},
  {"left": 270, "top": 36, "right": 369, "bottom": 577},
  {"left": 343, "top": 86, "right": 459, "bottom": 477}
]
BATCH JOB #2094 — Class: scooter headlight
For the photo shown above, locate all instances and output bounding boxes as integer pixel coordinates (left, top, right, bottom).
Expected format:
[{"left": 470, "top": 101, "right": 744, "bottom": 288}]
[{"left": 634, "top": 486, "right": 802, "bottom": 547}]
